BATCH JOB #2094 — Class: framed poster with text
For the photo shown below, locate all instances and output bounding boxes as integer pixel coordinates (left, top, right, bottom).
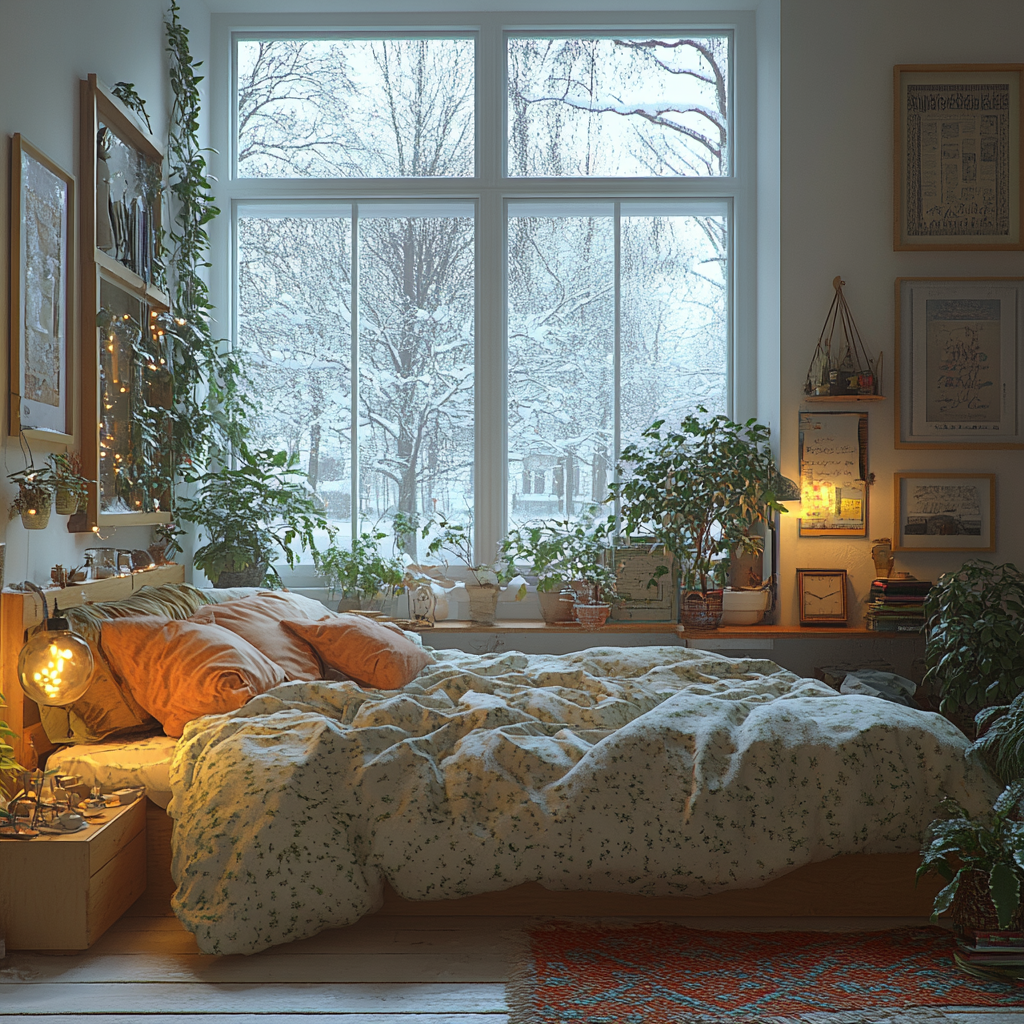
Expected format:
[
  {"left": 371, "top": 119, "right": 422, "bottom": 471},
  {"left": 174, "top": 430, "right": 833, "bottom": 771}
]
[{"left": 894, "top": 64, "right": 1023, "bottom": 251}]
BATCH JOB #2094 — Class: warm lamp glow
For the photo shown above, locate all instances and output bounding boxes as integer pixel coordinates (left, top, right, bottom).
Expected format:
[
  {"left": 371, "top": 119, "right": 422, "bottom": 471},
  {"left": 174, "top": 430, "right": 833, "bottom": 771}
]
[
  {"left": 800, "top": 480, "right": 837, "bottom": 522},
  {"left": 18, "top": 629, "right": 94, "bottom": 707}
]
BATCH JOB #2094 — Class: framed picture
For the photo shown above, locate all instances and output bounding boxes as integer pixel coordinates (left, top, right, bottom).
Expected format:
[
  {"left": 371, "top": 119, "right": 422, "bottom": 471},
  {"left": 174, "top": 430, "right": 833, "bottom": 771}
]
[
  {"left": 798, "top": 411, "right": 868, "bottom": 537},
  {"left": 895, "top": 277, "right": 1023, "bottom": 449},
  {"left": 796, "top": 569, "right": 848, "bottom": 626},
  {"left": 894, "top": 473, "right": 995, "bottom": 552},
  {"left": 8, "top": 134, "right": 75, "bottom": 442},
  {"left": 894, "top": 64, "right": 1024, "bottom": 251},
  {"left": 608, "top": 543, "right": 678, "bottom": 623}
]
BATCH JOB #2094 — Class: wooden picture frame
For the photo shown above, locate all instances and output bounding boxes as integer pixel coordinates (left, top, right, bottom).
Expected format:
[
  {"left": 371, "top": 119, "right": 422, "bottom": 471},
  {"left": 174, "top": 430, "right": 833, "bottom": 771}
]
[
  {"left": 894, "top": 64, "right": 1024, "bottom": 251},
  {"left": 798, "top": 411, "right": 868, "bottom": 537},
  {"left": 608, "top": 543, "right": 678, "bottom": 623},
  {"left": 893, "top": 472, "right": 995, "bottom": 552},
  {"left": 796, "top": 568, "right": 848, "bottom": 626},
  {"left": 895, "top": 277, "right": 1023, "bottom": 449},
  {"left": 9, "top": 134, "right": 75, "bottom": 443}
]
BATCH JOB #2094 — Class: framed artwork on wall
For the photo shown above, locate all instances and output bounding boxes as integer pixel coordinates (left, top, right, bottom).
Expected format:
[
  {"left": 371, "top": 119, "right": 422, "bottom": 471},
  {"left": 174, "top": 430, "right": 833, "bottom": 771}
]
[
  {"left": 893, "top": 472, "right": 995, "bottom": 552},
  {"left": 8, "top": 134, "right": 75, "bottom": 443},
  {"left": 894, "top": 64, "right": 1024, "bottom": 251},
  {"left": 895, "top": 277, "right": 1023, "bottom": 449},
  {"left": 798, "top": 411, "right": 868, "bottom": 537}
]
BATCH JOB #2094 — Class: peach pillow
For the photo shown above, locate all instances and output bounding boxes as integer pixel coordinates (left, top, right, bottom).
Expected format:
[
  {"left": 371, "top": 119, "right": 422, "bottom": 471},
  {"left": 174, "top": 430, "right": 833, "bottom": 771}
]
[
  {"left": 281, "top": 616, "right": 432, "bottom": 690},
  {"left": 189, "top": 595, "right": 329, "bottom": 681},
  {"left": 100, "top": 617, "right": 287, "bottom": 737}
]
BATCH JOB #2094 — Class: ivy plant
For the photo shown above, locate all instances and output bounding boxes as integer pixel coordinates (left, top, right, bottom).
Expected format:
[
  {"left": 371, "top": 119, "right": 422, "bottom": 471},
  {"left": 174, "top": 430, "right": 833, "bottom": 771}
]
[
  {"left": 609, "top": 411, "right": 786, "bottom": 594},
  {"left": 917, "top": 781, "right": 1024, "bottom": 928},
  {"left": 923, "top": 560, "right": 1024, "bottom": 717}
]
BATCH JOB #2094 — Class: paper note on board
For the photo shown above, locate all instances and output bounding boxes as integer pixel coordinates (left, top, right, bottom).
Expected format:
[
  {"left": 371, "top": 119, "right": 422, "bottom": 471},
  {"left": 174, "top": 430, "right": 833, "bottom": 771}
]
[{"left": 798, "top": 411, "right": 868, "bottom": 536}]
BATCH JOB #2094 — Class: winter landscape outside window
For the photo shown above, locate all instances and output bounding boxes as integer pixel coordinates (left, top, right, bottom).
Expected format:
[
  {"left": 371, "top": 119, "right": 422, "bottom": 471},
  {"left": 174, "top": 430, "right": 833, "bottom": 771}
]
[{"left": 229, "top": 25, "right": 736, "bottom": 563}]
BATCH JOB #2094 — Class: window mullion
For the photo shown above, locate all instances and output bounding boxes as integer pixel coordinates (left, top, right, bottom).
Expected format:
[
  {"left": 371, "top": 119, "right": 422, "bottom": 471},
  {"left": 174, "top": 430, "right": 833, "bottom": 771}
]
[
  {"left": 351, "top": 204, "right": 360, "bottom": 545},
  {"left": 613, "top": 201, "right": 622, "bottom": 520}
]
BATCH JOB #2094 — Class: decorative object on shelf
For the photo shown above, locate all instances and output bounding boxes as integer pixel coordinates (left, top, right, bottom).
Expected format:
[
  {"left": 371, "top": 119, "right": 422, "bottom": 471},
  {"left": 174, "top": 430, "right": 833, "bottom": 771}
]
[
  {"left": 894, "top": 472, "right": 995, "bottom": 552},
  {"left": 917, "top": 782, "right": 1024, "bottom": 937},
  {"left": 796, "top": 569, "right": 848, "bottom": 626},
  {"left": 9, "top": 135, "right": 75, "bottom": 444},
  {"left": 798, "top": 412, "right": 868, "bottom": 537},
  {"left": 573, "top": 602, "right": 611, "bottom": 630},
  {"left": 17, "top": 583, "right": 95, "bottom": 707},
  {"left": 923, "top": 560, "right": 1024, "bottom": 722},
  {"left": 871, "top": 537, "right": 895, "bottom": 579},
  {"left": 7, "top": 462, "right": 57, "bottom": 530},
  {"left": 865, "top": 575, "right": 931, "bottom": 633},
  {"left": 148, "top": 521, "right": 183, "bottom": 565},
  {"left": 173, "top": 442, "right": 330, "bottom": 588},
  {"left": 49, "top": 566, "right": 68, "bottom": 589},
  {"left": 895, "top": 64, "right": 1024, "bottom": 251},
  {"left": 612, "top": 411, "right": 788, "bottom": 633},
  {"left": 803, "top": 277, "right": 882, "bottom": 399},
  {"left": 895, "top": 277, "right": 1024, "bottom": 449}
]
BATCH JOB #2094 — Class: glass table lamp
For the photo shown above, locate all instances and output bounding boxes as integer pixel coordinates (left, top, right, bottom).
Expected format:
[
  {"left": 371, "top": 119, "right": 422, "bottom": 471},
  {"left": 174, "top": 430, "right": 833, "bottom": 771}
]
[{"left": 17, "top": 587, "right": 94, "bottom": 706}]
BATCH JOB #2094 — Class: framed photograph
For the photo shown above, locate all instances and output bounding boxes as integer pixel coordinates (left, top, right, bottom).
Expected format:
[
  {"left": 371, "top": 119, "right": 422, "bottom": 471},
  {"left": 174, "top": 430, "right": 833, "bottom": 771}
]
[
  {"left": 894, "top": 473, "right": 995, "bottom": 552},
  {"left": 895, "top": 277, "right": 1023, "bottom": 449},
  {"left": 894, "top": 64, "right": 1024, "bottom": 250},
  {"left": 9, "top": 134, "right": 75, "bottom": 442},
  {"left": 608, "top": 543, "right": 678, "bottom": 623},
  {"left": 796, "top": 569, "right": 848, "bottom": 626},
  {"left": 798, "top": 411, "right": 868, "bottom": 537}
]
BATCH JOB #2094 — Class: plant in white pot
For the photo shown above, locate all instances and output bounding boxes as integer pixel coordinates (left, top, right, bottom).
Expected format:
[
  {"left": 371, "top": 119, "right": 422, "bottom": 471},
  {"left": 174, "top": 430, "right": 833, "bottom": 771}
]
[
  {"left": 423, "top": 516, "right": 518, "bottom": 625},
  {"left": 609, "top": 411, "right": 787, "bottom": 631}
]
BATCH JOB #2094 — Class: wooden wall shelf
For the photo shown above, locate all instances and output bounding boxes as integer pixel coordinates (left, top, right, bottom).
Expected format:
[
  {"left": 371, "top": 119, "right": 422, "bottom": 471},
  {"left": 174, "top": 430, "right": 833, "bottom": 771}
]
[{"left": 802, "top": 395, "right": 885, "bottom": 403}]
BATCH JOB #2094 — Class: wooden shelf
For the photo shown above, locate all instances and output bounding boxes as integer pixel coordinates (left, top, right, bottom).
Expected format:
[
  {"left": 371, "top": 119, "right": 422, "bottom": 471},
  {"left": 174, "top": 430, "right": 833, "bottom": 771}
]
[
  {"left": 802, "top": 394, "right": 885, "bottom": 402},
  {"left": 419, "top": 619, "right": 921, "bottom": 640}
]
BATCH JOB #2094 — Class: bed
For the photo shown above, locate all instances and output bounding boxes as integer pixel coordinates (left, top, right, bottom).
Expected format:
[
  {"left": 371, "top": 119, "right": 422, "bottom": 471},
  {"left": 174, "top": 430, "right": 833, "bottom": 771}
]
[{"left": 2, "top": 571, "right": 997, "bottom": 956}]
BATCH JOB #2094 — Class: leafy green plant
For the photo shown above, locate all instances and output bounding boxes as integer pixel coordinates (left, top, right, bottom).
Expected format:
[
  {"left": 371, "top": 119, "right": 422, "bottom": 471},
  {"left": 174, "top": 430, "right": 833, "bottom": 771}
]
[
  {"left": 923, "top": 560, "right": 1024, "bottom": 717},
  {"left": 917, "top": 782, "right": 1024, "bottom": 928},
  {"left": 7, "top": 463, "right": 57, "bottom": 521},
  {"left": 173, "top": 443, "right": 330, "bottom": 582},
  {"left": 313, "top": 527, "right": 405, "bottom": 601},
  {"left": 49, "top": 452, "right": 89, "bottom": 506},
  {"left": 609, "top": 411, "right": 786, "bottom": 594},
  {"left": 503, "top": 509, "right": 618, "bottom": 600},
  {"left": 0, "top": 692, "right": 21, "bottom": 779},
  {"left": 423, "top": 516, "right": 518, "bottom": 587},
  {"left": 970, "top": 694, "right": 1024, "bottom": 786}
]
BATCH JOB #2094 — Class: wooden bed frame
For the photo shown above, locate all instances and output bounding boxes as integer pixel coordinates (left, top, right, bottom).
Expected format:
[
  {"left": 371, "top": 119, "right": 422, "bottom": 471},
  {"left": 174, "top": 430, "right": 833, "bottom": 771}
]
[{"left": 3, "top": 570, "right": 942, "bottom": 923}]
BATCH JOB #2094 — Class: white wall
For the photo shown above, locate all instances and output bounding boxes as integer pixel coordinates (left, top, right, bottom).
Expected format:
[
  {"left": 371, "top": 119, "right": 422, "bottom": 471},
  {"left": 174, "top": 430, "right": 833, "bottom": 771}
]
[
  {"left": 778, "top": 0, "right": 1024, "bottom": 625},
  {"left": 0, "top": 0, "right": 209, "bottom": 589}
]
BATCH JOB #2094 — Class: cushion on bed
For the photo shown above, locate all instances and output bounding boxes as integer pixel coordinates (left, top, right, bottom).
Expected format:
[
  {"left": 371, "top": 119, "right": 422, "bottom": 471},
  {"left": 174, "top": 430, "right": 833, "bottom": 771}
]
[
  {"left": 100, "top": 616, "right": 287, "bottom": 737},
  {"left": 281, "top": 616, "right": 432, "bottom": 690},
  {"left": 38, "top": 583, "right": 221, "bottom": 745},
  {"left": 188, "top": 595, "right": 330, "bottom": 681}
]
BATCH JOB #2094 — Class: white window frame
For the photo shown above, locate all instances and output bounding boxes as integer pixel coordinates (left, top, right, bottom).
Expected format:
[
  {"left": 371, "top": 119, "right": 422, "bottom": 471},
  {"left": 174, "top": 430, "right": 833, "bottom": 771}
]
[{"left": 209, "top": 9, "right": 758, "bottom": 566}]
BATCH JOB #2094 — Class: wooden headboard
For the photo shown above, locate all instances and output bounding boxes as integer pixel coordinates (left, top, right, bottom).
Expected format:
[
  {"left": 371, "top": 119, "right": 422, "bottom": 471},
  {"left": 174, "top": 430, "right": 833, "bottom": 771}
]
[{"left": 1, "top": 564, "right": 186, "bottom": 769}]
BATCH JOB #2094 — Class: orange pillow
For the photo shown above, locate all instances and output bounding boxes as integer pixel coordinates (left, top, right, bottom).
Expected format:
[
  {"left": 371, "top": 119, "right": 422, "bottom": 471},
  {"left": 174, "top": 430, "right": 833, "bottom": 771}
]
[
  {"left": 189, "top": 595, "right": 328, "bottom": 681},
  {"left": 100, "top": 617, "right": 287, "bottom": 737},
  {"left": 281, "top": 616, "right": 432, "bottom": 690}
]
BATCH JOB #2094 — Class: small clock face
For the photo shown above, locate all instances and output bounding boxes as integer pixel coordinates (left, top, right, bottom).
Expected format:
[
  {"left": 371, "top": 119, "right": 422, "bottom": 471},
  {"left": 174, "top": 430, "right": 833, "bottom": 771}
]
[{"left": 798, "top": 571, "right": 847, "bottom": 622}]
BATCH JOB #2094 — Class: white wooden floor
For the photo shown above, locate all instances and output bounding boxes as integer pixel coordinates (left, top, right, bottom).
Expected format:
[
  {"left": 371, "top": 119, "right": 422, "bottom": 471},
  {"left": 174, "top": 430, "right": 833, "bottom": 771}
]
[{"left": 0, "top": 914, "right": 1020, "bottom": 1022}]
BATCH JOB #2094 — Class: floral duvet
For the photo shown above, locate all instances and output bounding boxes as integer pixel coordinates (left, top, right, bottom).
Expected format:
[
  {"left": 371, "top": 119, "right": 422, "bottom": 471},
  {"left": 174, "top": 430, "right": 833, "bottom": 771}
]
[{"left": 167, "top": 645, "right": 996, "bottom": 955}]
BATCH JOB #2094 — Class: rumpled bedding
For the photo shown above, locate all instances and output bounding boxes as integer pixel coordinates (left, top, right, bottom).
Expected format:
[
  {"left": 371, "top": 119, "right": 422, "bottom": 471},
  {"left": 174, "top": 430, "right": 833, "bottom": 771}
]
[{"left": 167, "top": 646, "right": 996, "bottom": 955}]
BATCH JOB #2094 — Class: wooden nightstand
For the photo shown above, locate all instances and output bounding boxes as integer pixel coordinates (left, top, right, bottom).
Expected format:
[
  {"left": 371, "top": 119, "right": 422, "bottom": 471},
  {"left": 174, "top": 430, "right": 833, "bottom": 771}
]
[{"left": 0, "top": 797, "right": 146, "bottom": 951}]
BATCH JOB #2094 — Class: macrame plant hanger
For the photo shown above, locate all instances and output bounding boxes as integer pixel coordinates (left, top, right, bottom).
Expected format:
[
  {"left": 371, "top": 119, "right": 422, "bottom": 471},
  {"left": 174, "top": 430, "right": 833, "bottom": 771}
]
[{"left": 804, "top": 277, "right": 882, "bottom": 397}]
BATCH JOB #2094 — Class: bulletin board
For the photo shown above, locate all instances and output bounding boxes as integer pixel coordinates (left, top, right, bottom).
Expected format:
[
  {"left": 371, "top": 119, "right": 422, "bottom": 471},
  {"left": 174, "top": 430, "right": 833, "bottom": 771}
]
[{"left": 798, "top": 411, "right": 868, "bottom": 537}]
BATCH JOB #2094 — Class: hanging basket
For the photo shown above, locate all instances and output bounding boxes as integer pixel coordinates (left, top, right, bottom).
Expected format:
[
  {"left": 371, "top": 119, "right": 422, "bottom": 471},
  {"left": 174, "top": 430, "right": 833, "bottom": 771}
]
[
  {"left": 19, "top": 486, "right": 52, "bottom": 530},
  {"left": 679, "top": 589, "right": 724, "bottom": 631},
  {"left": 55, "top": 486, "right": 81, "bottom": 516}
]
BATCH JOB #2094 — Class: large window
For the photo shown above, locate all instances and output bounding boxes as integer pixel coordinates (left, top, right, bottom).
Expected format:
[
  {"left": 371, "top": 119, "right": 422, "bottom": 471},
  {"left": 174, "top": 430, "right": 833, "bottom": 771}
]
[{"left": 224, "top": 19, "right": 746, "bottom": 561}]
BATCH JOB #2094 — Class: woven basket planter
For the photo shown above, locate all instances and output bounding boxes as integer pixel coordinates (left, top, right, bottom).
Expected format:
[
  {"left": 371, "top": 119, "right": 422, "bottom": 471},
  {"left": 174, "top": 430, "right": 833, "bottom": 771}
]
[
  {"left": 950, "top": 868, "right": 1024, "bottom": 938},
  {"left": 18, "top": 485, "right": 52, "bottom": 530},
  {"left": 213, "top": 561, "right": 269, "bottom": 589},
  {"left": 680, "top": 589, "right": 724, "bottom": 630}
]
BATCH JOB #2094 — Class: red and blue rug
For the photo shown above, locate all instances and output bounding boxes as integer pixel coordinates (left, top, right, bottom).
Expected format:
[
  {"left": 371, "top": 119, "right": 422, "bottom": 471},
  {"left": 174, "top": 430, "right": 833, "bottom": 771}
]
[{"left": 507, "top": 923, "right": 1023, "bottom": 1023}]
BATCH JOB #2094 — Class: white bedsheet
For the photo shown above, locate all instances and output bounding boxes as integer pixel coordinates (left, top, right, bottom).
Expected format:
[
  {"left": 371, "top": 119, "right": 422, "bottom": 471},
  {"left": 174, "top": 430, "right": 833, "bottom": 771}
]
[
  {"left": 168, "top": 646, "right": 997, "bottom": 956},
  {"left": 48, "top": 735, "right": 177, "bottom": 808}
]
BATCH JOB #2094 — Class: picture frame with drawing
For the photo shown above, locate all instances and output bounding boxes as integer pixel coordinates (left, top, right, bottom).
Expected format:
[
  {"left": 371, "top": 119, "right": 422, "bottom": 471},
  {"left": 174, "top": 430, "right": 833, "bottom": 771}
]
[
  {"left": 893, "top": 473, "right": 995, "bottom": 552},
  {"left": 8, "top": 134, "right": 75, "bottom": 443},
  {"left": 895, "top": 277, "right": 1023, "bottom": 449},
  {"left": 894, "top": 64, "right": 1024, "bottom": 251}
]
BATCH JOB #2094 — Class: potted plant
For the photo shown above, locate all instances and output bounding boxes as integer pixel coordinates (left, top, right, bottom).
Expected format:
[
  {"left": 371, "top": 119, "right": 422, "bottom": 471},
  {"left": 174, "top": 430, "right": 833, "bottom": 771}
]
[
  {"left": 609, "top": 411, "right": 787, "bottom": 630},
  {"left": 423, "top": 516, "right": 518, "bottom": 625},
  {"left": 7, "top": 464, "right": 58, "bottom": 530},
  {"left": 917, "top": 782, "right": 1024, "bottom": 934},
  {"left": 504, "top": 510, "right": 617, "bottom": 625},
  {"left": 971, "top": 692, "right": 1024, "bottom": 787},
  {"left": 174, "top": 443, "right": 331, "bottom": 587},
  {"left": 923, "top": 560, "right": 1024, "bottom": 734},
  {"left": 49, "top": 452, "right": 90, "bottom": 515},
  {"left": 313, "top": 526, "right": 406, "bottom": 612}
]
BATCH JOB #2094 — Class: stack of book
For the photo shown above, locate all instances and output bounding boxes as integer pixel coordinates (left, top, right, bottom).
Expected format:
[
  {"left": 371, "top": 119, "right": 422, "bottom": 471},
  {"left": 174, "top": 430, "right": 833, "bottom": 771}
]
[
  {"left": 865, "top": 577, "right": 932, "bottom": 632},
  {"left": 954, "top": 929, "right": 1024, "bottom": 981}
]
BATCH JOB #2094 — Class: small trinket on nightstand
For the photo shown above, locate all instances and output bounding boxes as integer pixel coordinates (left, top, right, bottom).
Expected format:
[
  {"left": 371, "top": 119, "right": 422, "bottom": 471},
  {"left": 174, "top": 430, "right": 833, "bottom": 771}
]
[{"left": 50, "top": 564, "right": 68, "bottom": 588}]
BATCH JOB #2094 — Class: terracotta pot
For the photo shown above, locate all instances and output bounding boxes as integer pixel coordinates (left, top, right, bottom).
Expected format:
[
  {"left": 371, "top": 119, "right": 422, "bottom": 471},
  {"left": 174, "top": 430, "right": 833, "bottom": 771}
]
[
  {"left": 574, "top": 602, "right": 611, "bottom": 630},
  {"left": 679, "top": 589, "right": 724, "bottom": 631},
  {"left": 537, "top": 589, "right": 575, "bottom": 624},
  {"left": 465, "top": 583, "right": 500, "bottom": 625}
]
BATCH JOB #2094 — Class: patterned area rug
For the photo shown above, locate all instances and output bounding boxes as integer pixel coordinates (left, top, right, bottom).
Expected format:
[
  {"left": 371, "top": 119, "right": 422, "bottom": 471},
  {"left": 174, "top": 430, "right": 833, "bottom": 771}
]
[{"left": 506, "top": 923, "right": 1023, "bottom": 1024}]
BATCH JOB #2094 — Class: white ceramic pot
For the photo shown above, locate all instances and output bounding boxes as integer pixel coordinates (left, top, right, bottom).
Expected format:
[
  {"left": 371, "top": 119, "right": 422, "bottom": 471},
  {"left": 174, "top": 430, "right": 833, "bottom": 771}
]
[{"left": 465, "top": 583, "right": 500, "bottom": 625}]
